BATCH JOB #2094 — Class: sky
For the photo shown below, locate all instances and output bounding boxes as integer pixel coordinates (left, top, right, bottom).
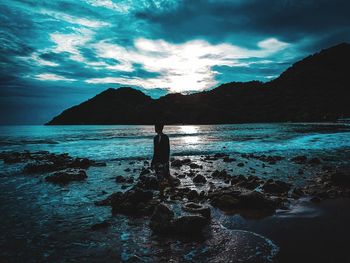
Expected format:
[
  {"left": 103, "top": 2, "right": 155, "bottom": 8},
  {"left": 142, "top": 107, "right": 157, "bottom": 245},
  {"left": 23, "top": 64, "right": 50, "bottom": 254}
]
[{"left": 1, "top": 0, "right": 350, "bottom": 124}]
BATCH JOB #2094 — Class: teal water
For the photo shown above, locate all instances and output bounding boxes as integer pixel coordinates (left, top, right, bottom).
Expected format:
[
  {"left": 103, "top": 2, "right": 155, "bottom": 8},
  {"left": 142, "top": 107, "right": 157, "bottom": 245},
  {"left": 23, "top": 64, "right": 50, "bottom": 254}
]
[{"left": 1, "top": 123, "right": 350, "bottom": 160}]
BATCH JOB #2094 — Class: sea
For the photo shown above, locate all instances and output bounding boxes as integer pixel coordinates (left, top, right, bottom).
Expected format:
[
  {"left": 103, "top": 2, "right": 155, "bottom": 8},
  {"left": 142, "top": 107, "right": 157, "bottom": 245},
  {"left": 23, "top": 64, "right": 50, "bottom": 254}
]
[
  {"left": 1, "top": 123, "right": 350, "bottom": 262},
  {"left": 1, "top": 123, "right": 350, "bottom": 160}
]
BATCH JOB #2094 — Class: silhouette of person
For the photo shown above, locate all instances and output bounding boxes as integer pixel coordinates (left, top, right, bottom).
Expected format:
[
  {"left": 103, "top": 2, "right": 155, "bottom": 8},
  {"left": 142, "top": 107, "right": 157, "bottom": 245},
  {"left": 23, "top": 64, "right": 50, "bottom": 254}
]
[{"left": 151, "top": 123, "right": 174, "bottom": 198}]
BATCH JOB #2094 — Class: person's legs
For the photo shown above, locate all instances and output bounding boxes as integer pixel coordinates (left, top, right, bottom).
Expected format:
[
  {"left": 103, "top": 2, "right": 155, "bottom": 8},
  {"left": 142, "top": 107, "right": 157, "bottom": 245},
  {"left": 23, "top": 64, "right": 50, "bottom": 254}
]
[{"left": 155, "top": 163, "right": 167, "bottom": 200}]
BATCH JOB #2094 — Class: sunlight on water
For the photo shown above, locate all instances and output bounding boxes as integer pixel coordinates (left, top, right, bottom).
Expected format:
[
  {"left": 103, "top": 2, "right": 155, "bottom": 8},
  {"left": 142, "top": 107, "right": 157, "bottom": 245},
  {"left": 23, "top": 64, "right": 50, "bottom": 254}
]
[{"left": 180, "top": 125, "right": 199, "bottom": 134}]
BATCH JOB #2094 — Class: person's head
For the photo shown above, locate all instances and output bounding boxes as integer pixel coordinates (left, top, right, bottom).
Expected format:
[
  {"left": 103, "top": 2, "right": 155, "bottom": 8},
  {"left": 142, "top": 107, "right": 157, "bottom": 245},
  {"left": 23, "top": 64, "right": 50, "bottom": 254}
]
[{"left": 155, "top": 123, "right": 164, "bottom": 134}]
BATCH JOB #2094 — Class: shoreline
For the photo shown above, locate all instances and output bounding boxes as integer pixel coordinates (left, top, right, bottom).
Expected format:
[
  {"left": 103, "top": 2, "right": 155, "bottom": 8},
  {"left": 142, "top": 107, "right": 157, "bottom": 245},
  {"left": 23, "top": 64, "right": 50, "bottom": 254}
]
[{"left": 1, "top": 150, "right": 350, "bottom": 262}]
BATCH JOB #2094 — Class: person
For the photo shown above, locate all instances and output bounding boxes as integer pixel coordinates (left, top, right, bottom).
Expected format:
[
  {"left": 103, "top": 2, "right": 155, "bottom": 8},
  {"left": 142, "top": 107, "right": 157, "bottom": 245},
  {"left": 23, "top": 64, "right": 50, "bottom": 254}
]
[{"left": 151, "top": 123, "right": 174, "bottom": 198}]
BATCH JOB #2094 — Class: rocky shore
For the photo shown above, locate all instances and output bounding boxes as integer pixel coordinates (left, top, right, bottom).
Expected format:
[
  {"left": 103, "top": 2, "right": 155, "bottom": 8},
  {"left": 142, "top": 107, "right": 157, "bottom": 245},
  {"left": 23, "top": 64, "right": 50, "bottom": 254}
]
[
  {"left": 1, "top": 150, "right": 350, "bottom": 262},
  {"left": 1, "top": 150, "right": 349, "bottom": 236}
]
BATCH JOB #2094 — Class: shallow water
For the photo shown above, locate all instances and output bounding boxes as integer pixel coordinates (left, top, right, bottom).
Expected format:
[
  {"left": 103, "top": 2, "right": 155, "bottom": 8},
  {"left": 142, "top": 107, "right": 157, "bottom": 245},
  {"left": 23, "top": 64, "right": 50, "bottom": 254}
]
[
  {"left": 1, "top": 123, "right": 350, "bottom": 262},
  {"left": 1, "top": 123, "right": 350, "bottom": 160}
]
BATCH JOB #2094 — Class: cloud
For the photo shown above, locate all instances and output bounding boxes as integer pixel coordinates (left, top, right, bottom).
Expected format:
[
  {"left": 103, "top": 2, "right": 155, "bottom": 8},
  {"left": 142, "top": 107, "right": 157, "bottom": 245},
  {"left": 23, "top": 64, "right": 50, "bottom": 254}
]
[
  {"left": 34, "top": 73, "right": 76, "bottom": 82},
  {"left": 87, "top": 37, "right": 289, "bottom": 92},
  {"left": 40, "top": 9, "right": 110, "bottom": 28},
  {"left": 1, "top": 0, "right": 350, "bottom": 124}
]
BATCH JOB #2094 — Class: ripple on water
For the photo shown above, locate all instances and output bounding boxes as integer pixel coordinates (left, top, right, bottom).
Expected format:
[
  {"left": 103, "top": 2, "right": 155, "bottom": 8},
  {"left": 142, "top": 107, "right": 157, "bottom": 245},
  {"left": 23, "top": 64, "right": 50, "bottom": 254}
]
[{"left": 198, "top": 224, "right": 279, "bottom": 263}]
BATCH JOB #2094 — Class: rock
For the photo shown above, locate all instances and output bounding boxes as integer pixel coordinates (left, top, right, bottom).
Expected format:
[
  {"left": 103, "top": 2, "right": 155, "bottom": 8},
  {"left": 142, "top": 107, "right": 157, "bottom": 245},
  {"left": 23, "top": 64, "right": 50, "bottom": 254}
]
[
  {"left": 236, "top": 178, "right": 260, "bottom": 190},
  {"left": 115, "top": 175, "right": 125, "bottom": 183},
  {"left": 125, "top": 188, "right": 153, "bottom": 204},
  {"left": 311, "top": 196, "right": 321, "bottom": 203},
  {"left": 308, "top": 157, "right": 321, "bottom": 165},
  {"left": 330, "top": 171, "right": 350, "bottom": 186},
  {"left": 291, "top": 187, "right": 304, "bottom": 199},
  {"left": 237, "top": 162, "right": 245, "bottom": 167},
  {"left": 182, "top": 202, "right": 211, "bottom": 219},
  {"left": 124, "top": 168, "right": 131, "bottom": 172},
  {"left": 212, "top": 170, "right": 229, "bottom": 179},
  {"left": 150, "top": 204, "right": 174, "bottom": 234},
  {"left": 189, "top": 163, "right": 202, "bottom": 169},
  {"left": 45, "top": 169, "right": 87, "bottom": 184},
  {"left": 262, "top": 180, "right": 291, "bottom": 194},
  {"left": 91, "top": 162, "right": 107, "bottom": 167},
  {"left": 237, "top": 191, "right": 276, "bottom": 210},
  {"left": 210, "top": 189, "right": 276, "bottom": 211},
  {"left": 24, "top": 161, "right": 57, "bottom": 173},
  {"left": 126, "top": 177, "right": 134, "bottom": 184},
  {"left": 211, "top": 194, "right": 240, "bottom": 209},
  {"left": 111, "top": 187, "right": 155, "bottom": 216},
  {"left": 193, "top": 174, "right": 207, "bottom": 184},
  {"left": 172, "top": 215, "right": 208, "bottom": 235},
  {"left": 171, "top": 158, "right": 191, "bottom": 167},
  {"left": 291, "top": 155, "right": 307, "bottom": 164},
  {"left": 69, "top": 158, "right": 93, "bottom": 169},
  {"left": 137, "top": 174, "right": 159, "bottom": 190},
  {"left": 187, "top": 190, "right": 199, "bottom": 200},
  {"left": 95, "top": 192, "right": 123, "bottom": 206},
  {"left": 223, "top": 157, "right": 236, "bottom": 163},
  {"left": 140, "top": 167, "right": 151, "bottom": 176},
  {"left": 90, "top": 220, "right": 111, "bottom": 231}
]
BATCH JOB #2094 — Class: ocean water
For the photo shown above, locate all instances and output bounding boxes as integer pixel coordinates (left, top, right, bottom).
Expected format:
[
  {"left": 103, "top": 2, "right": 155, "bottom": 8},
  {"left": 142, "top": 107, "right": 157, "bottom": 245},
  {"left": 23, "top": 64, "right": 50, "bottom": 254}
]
[
  {"left": 1, "top": 123, "right": 350, "bottom": 262},
  {"left": 1, "top": 123, "right": 350, "bottom": 160}
]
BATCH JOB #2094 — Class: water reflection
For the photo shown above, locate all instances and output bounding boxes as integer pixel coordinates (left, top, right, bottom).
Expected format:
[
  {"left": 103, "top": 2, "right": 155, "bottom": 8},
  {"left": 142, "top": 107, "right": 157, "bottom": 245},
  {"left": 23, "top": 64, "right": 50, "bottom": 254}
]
[
  {"left": 180, "top": 125, "right": 199, "bottom": 134},
  {"left": 179, "top": 126, "right": 200, "bottom": 144}
]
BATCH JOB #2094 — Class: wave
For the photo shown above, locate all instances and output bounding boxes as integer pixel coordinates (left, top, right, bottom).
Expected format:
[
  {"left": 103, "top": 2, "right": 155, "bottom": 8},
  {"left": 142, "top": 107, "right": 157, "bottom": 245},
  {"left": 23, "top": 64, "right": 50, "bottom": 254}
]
[{"left": 0, "top": 139, "right": 59, "bottom": 146}]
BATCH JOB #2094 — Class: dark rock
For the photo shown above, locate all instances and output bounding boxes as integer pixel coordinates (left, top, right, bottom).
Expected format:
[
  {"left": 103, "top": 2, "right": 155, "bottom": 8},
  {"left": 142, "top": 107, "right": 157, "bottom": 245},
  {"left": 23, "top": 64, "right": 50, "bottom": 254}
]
[
  {"left": 193, "top": 174, "right": 207, "bottom": 184},
  {"left": 171, "top": 158, "right": 191, "bottom": 167},
  {"left": 189, "top": 163, "right": 203, "bottom": 169},
  {"left": 237, "top": 162, "right": 245, "bottom": 167},
  {"left": 182, "top": 202, "right": 211, "bottom": 219},
  {"left": 91, "top": 162, "right": 107, "bottom": 167},
  {"left": 262, "top": 180, "right": 291, "bottom": 195},
  {"left": 223, "top": 157, "right": 236, "bottom": 163},
  {"left": 291, "top": 187, "right": 304, "bottom": 199},
  {"left": 210, "top": 189, "right": 276, "bottom": 211},
  {"left": 330, "top": 172, "right": 350, "bottom": 186},
  {"left": 111, "top": 187, "right": 155, "bottom": 216},
  {"left": 187, "top": 190, "right": 199, "bottom": 200},
  {"left": 126, "top": 177, "right": 134, "bottom": 184},
  {"left": 115, "top": 175, "right": 125, "bottom": 183},
  {"left": 45, "top": 169, "right": 87, "bottom": 184},
  {"left": 309, "top": 157, "right": 321, "bottom": 165},
  {"left": 124, "top": 168, "right": 131, "bottom": 172},
  {"left": 212, "top": 170, "right": 229, "bottom": 179},
  {"left": 95, "top": 192, "right": 123, "bottom": 206},
  {"left": 25, "top": 161, "right": 57, "bottom": 173},
  {"left": 150, "top": 204, "right": 174, "bottom": 234},
  {"left": 140, "top": 167, "right": 151, "bottom": 176},
  {"left": 137, "top": 174, "right": 159, "bottom": 190},
  {"left": 291, "top": 155, "right": 307, "bottom": 164},
  {"left": 237, "top": 178, "right": 260, "bottom": 190},
  {"left": 172, "top": 215, "right": 208, "bottom": 235},
  {"left": 90, "top": 220, "right": 111, "bottom": 231},
  {"left": 311, "top": 196, "right": 321, "bottom": 203}
]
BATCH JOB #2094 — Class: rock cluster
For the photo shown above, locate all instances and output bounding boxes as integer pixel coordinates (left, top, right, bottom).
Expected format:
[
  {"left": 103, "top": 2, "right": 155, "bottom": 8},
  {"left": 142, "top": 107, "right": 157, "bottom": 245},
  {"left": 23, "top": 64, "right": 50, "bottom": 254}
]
[
  {"left": 0, "top": 151, "right": 103, "bottom": 184},
  {"left": 150, "top": 203, "right": 210, "bottom": 235}
]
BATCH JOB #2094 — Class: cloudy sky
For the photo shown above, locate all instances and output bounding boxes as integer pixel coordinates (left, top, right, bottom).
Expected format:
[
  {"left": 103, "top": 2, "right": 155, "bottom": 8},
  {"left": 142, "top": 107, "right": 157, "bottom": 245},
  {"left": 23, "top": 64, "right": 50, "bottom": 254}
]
[{"left": 1, "top": 0, "right": 350, "bottom": 124}]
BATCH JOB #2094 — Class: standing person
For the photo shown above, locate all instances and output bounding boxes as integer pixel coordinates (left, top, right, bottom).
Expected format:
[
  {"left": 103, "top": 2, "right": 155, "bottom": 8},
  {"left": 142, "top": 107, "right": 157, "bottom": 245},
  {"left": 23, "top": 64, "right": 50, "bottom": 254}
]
[{"left": 151, "top": 123, "right": 174, "bottom": 198}]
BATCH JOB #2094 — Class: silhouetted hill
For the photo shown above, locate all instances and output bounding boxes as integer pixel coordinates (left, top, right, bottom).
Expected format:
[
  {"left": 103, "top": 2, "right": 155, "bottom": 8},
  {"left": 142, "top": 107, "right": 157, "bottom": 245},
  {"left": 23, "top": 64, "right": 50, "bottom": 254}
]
[{"left": 46, "top": 43, "right": 350, "bottom": 125}]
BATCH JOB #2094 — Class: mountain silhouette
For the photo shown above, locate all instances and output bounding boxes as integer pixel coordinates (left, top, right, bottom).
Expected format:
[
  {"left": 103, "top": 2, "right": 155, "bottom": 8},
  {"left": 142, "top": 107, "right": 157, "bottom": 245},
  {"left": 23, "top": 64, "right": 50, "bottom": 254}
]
[{"left": 46, "top": 43, "right": 350, "bottom": 125}]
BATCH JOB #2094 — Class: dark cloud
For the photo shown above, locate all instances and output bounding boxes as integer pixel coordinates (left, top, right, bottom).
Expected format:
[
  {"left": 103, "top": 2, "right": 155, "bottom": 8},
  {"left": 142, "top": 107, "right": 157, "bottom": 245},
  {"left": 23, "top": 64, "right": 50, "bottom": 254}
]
[{"left": 135, "top": 0, "right": 350, "bottom": 45}]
